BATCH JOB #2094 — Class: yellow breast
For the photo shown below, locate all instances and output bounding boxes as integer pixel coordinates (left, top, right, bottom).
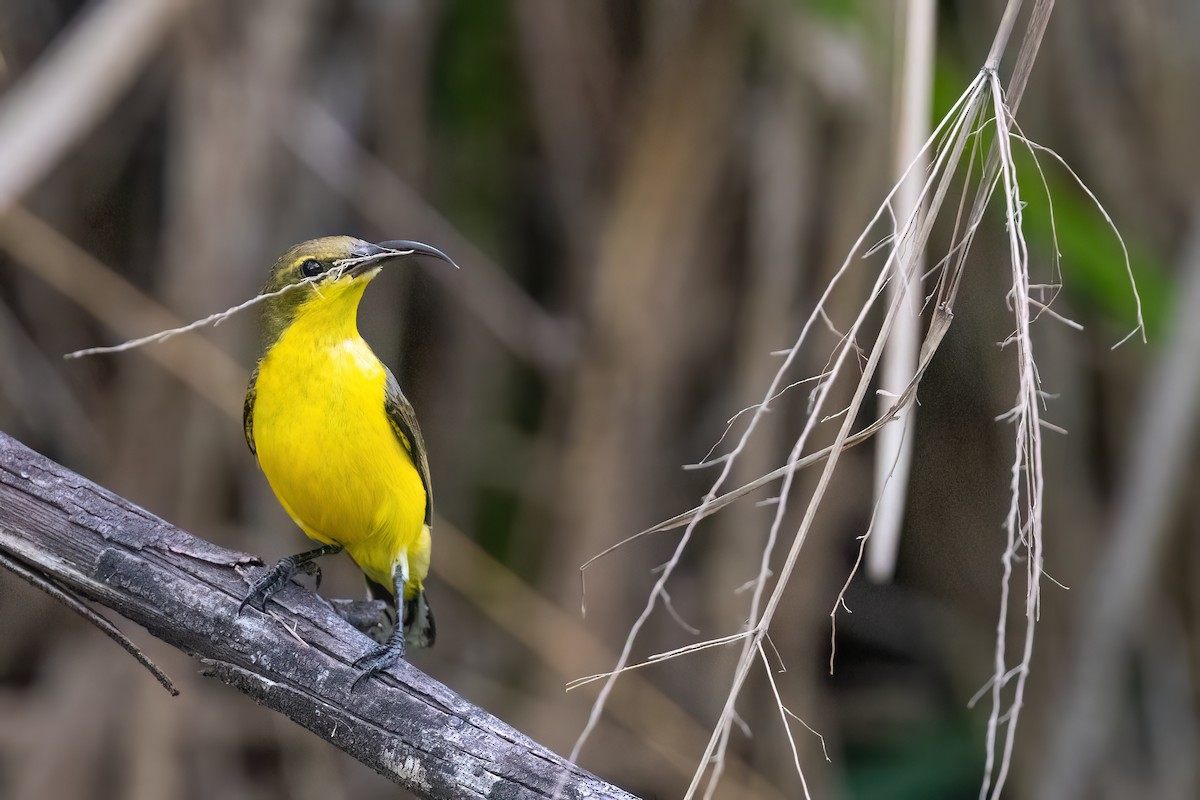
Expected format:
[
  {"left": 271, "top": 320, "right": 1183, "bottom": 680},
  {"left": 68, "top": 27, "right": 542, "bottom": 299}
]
[{"left": 250, "top": 287, "right": 427, "bottom": 592}]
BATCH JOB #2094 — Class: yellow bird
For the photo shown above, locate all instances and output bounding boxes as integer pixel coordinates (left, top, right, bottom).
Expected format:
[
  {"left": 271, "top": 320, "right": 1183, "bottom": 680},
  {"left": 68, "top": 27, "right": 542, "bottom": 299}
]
[{"left": 240, "top": 235, "right": 455, "bottom": 686}]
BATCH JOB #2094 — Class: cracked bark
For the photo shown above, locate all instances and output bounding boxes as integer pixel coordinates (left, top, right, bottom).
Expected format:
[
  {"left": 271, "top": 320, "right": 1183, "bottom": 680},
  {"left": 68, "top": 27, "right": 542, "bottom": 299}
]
[{"left": 0, "top": 431, "right": 638, "bottom": 800}]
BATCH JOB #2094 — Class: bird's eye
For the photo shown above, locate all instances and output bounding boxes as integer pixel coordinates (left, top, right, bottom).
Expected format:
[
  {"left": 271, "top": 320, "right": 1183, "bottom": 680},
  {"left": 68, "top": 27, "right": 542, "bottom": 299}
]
[{"left": 300, "top": 259, "right": 324, "bottom": 278}]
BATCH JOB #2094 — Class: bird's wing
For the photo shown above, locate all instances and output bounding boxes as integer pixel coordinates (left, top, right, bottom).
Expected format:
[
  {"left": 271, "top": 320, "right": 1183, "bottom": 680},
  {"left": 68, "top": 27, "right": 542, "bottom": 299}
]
[
  {"left": 383, "top": 367, "right": 432, "bottom": 524},
  {"left": 243, "top": 366, "right": 259, "bottom": 455}
]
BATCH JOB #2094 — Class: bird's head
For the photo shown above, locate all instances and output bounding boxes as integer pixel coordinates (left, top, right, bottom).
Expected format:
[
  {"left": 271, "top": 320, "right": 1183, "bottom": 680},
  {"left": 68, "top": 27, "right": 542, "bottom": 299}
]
[{"left": 258, "top": 235, "right": 456, "bottom": 349}]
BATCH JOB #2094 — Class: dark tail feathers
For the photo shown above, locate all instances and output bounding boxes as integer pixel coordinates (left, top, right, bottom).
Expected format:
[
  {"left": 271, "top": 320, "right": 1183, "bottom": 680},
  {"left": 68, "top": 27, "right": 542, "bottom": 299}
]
[{"left": 403, "top": 590, "right": 435, "bottom": 648}]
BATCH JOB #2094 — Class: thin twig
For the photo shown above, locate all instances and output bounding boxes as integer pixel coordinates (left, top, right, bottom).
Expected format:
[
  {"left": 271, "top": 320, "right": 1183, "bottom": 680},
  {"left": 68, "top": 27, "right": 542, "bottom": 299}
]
[
  {"left": 0, "top": 551, "right": 178, "bottom": 695},
  {"left": 61, "top": 249, "right": 422, "bottom": 360},
  {"left": 0, "top": 205, "right": 246, "bottom": 410},
  {"left": 757, "top": 642, "right": 813, "bottom": 800},
  {"left": 63, "top": 277, "right": 318, "bottom": 359}
]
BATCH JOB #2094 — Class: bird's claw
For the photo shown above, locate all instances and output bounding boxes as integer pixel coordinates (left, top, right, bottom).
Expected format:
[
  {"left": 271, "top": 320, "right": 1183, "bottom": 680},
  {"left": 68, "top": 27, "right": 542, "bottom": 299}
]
[
  {"left": 350, "top": 638, "right": 406, "bottom": 692},
  {"left": 238, "top": 560, "right": 297, "bottom": 614},
  {"left": 238, "top": 547, "right": 334, "bottom": 615}
]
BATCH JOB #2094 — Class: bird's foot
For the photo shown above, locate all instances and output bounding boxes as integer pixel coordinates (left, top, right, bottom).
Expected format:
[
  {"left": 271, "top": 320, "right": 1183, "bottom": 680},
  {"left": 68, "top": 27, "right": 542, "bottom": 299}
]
[
  {"left": 350, "top": 634, "right": 406, "bottom": 692},
  {"left": 238, "top": 557, "right": 321, "bottom": 614}
]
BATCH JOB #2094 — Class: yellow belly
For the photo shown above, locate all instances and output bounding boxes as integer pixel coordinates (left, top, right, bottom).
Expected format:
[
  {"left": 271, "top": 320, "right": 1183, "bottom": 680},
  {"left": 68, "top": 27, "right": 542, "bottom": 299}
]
[{"left": 251, "top": 314, "right": 428, "bottom": 596}]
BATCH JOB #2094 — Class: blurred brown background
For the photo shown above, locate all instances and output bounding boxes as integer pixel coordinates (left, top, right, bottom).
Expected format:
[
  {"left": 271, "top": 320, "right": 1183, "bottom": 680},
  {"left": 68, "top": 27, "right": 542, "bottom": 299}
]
[{"left": 0, "top": 1, "right": 1196, "bottom": 798}]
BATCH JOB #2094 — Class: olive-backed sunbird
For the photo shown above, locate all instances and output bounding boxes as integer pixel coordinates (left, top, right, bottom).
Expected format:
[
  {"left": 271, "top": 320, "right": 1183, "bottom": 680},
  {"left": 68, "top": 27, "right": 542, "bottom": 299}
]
[{"left": 240, "top": 235, "right": 455, "bottom": 686}]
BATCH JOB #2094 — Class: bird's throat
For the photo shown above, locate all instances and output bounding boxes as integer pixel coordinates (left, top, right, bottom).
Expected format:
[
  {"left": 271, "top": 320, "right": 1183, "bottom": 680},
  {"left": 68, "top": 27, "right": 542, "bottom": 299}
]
[{"left": 260, "top": 277, "right": 369, "bottom": 353}]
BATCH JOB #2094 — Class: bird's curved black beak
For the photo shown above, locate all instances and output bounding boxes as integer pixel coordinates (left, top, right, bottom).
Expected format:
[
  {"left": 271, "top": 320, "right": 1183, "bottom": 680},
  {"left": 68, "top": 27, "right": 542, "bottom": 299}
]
[{"left": 345, "top": 239, "right": 459, "bottom": 277}]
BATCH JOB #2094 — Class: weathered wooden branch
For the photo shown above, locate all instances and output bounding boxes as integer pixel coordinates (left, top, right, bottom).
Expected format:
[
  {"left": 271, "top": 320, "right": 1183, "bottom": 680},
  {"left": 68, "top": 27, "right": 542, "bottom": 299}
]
[{"left": 0, "top": 431, "right": 638, "bottom": 800}]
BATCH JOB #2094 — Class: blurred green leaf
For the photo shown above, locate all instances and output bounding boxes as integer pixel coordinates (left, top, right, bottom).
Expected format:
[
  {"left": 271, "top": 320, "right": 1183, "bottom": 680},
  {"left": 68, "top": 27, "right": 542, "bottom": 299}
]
[
  {"left": 843, "top": 717, "right": 982, "bottom": 800},
  {"left": 1013, "top": 145, "right": 1165, "bottom": 339},
  {"left": 431, "top": 0, "right": 526, "bottom": 249},
  {"left": 802, "top": 0, "right": 864, "bottom": 24}
]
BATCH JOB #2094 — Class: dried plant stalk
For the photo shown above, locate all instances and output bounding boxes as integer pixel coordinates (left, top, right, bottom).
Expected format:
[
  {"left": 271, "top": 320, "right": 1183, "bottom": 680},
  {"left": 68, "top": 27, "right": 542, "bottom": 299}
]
[{"left": 573, "top": 2, "right": 1143, "bottom": 799}]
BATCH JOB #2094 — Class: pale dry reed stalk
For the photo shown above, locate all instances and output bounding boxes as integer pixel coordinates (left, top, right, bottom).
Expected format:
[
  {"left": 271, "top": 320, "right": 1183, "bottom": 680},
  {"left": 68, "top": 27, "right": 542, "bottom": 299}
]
[
  {"left": 869, "top": 0, "right": 936, "bottom": 585},
  {"left": 572, "top": 2, "right": 1142, "bottom": 798}
]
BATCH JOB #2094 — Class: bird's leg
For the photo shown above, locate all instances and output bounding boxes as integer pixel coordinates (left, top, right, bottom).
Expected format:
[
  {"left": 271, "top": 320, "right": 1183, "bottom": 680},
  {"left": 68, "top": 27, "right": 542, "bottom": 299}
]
[
  {"left": 351, "top": 555, "right": 410, "bottom": 691},
  {"left": 239, "top": 543, "right": 343, "bottom": 613}
]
